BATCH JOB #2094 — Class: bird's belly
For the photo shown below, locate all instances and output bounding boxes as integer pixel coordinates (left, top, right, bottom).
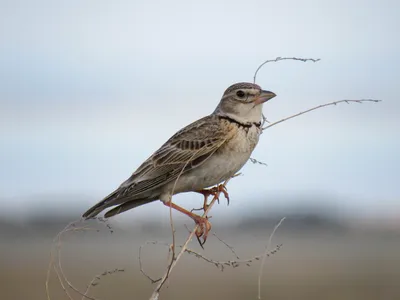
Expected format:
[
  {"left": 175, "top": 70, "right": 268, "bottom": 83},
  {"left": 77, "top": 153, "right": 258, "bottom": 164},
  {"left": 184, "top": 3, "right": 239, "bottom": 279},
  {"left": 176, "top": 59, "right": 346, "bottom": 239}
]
[
  {"left": 185, "top": 151, "right": 250, "bottom": 190},
  {"left": 175, "top": 126, "right": 260, "bottom": 192}
]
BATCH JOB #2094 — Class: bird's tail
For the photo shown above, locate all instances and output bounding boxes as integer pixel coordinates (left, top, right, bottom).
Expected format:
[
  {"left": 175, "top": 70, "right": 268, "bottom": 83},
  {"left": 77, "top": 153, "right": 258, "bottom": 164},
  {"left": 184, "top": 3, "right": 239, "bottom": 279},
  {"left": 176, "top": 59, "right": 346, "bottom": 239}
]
[
  {"left": 104, "top": 198, "right": 153, "bottom": 218},
  {"left": 82, "top": 189, "right": 120, "bottom": 219},
  {"left": 82, "top": 189, "right": 154, "bottom": 219}
]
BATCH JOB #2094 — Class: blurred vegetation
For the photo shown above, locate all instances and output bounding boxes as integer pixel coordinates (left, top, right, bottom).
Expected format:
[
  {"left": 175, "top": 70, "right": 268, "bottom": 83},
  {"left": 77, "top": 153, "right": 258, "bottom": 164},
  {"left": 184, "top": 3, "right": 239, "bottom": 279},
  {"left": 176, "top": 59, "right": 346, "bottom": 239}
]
[{"left": 1, "top": 197, "right": 399, "bottom": 300}]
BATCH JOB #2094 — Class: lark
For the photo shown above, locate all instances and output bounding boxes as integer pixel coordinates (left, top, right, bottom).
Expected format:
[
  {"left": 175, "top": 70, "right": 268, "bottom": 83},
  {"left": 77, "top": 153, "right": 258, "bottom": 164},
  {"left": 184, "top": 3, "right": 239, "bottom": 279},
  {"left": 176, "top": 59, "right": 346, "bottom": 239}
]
[{"left": 83, "top": 82, "right": 276, "bottom": 243}]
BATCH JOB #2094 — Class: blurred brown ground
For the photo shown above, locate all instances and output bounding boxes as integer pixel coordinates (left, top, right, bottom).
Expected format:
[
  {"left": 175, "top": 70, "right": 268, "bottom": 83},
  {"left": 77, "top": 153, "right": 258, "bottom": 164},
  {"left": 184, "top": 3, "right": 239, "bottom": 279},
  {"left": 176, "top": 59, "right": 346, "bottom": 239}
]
[{"left": 1, "top": 216, "right": 399, "bottom": 300}]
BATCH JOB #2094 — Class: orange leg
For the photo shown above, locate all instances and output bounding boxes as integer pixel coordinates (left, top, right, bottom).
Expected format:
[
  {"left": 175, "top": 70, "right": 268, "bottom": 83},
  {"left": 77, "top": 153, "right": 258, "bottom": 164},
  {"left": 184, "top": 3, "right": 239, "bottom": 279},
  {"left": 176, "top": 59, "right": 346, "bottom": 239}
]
[{"left": 163, "top": 201, "right": 212, "bottom": 246}]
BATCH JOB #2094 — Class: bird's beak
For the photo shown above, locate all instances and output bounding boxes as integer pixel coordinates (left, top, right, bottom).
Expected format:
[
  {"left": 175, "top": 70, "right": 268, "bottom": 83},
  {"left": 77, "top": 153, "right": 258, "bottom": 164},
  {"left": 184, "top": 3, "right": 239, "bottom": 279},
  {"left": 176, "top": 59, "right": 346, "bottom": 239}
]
[{"left": 253, "top": 90, "right": 276, "bottom": 106}]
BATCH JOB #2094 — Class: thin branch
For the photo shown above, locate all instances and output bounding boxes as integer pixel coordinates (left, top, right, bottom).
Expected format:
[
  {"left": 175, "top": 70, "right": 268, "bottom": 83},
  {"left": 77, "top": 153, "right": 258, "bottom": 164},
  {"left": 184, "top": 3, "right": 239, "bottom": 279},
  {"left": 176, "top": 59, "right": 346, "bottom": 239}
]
[
  {"left": 81, "top": 268, "right": 125, "bottom": 300},
  {"left": 249, "top": 158, "right": 268, "bottom": 167},
  {"left": 139, "top": 241, "right": 170, "bottom": 284},
  {"left": 55, "top": 225, "right": 100, "bottom": 300},
  {"left": 184, "top": 244, "right": 283, "bottom": 272},
  {"left": 262, "top": 99, "right": 382, "bottom": 131},
  {"left": 53, "top": 265, "right": 74, "bottom": 300},
  {"left": 258, "top": 217, "right": 286, "bottom": 299},
  {"left": 212, "top": 232, "right": 240, "bottom": 260},
  {"left": 149, "top": 176, "right": 236, "bottom": 300},
  {"left": 253, "top": 57, "right": 320, "bottom": 84},
  {"left": 46, "top": 220, "right": 79, "bottom": 300},
  {"left": 261, "top": 113, "right": 270, "bottom": 129},
  {"left": 46, "top": 219, "right": 117, "bottom": 300}
]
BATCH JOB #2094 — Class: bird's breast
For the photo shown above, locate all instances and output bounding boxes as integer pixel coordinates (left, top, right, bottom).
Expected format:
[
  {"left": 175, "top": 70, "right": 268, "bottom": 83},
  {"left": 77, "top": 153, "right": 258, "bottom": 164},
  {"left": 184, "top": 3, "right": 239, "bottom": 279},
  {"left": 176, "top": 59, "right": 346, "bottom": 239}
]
[
  {"left": 222, "top": 122, "right": 261, "bottom": 153},
  {"left": 172, "top": 123, "right": 261, "bottom": 193}
]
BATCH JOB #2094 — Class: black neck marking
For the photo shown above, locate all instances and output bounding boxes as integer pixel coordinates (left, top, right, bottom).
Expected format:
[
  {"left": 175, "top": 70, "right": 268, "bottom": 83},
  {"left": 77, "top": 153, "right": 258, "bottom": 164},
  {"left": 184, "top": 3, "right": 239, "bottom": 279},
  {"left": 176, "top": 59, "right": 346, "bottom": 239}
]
[{"left": 219, "top": 116, "right": 261, "bottom": 129}]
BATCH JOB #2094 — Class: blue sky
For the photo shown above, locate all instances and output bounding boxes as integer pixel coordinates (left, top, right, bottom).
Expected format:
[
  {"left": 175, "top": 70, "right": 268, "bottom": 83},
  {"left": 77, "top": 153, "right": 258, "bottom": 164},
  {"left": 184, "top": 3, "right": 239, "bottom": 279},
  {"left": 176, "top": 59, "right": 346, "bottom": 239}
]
[{"left": 1, "top": 0, "right": 399, "bottom": 220}]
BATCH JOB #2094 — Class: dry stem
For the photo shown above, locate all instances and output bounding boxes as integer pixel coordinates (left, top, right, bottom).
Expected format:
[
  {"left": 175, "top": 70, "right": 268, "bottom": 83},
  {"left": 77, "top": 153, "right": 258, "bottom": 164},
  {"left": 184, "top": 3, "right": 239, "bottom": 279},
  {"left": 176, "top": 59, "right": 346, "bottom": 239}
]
[
  {"left": 253, "top": 57, "right": 320, "bottom": 84},
  {"left": 149, "top": 176, "right": 234, "bottom": 300},
  {"left": 249, "top": 99, "right": 382, "bottom": 165},
  {"left": 139, "top": 241, "right": 169, "bottom": 283},
  {"left": 46, "top": 219, "right": 120, "bottom": 300},
  {"left": 184, "top": 244, "right": 282, "bottom": 271},
  {"left": 262, "top": 99, "right": 382, "bottom": 131},
  {"left": 212, "top": 231, "right": 240, "bottom": 259},
  {"left": 258, "top": 217, "right": 286, "bottom": 299},
  {"left": 81, "top": 268, "right": 125, "bottom": 300}
]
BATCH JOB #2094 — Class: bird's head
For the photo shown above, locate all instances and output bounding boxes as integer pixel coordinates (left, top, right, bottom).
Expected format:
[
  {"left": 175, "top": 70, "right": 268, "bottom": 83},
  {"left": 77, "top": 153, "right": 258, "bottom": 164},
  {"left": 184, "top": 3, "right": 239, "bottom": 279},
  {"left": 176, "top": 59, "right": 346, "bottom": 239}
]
[{"left": 214, "top": 82, "right": 276, "bottom": 124}]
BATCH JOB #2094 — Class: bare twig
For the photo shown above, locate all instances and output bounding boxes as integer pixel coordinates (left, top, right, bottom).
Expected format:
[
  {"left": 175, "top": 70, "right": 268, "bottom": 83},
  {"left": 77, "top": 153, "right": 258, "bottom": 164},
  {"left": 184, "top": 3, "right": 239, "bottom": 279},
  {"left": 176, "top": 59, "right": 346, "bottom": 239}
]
[
  {"left": 53, "top": 264, "right": 74, "bottom": 300},
  {"left": 46, "top": 220, "right": 80, "bottom": 300},
  {"left": 81, "top": 268, "right": 125, "bottom": 300},
  {"left": 46, "top": 218, "right": 120, "bottom": 300},
  {"left": 254, "top": 56, "right": 321, "bottom": 127},
  {"left": 262, "top": 99, "right": 382, "bottom": 131},
  {"left": 261, "top": 114, "right": 270, "bottom": 129},
  {"left": 253, "top": 56, "right": 320, "bottom": 84},
  {"left": 212, "top": 232, "right": 240, "bottom": 260},
  {"left": 258, "top": 217, "right": 286, "bottom": 299},
  {"left": 249, "top": 99, "right": 382, "bottom": 170},
  {"left": 184, "top": 244, "right": 283, "bottom": 271},
  {"left": 139, "top": 241, "right": 170, "bottom": 284},
  {"left": 149, "top": 176, "right": 236, "bottom": 300},
  {"left": 249, "top": 157, "right": 268, "bottom": 167},
  {"left": 55, "top": 225, "right": 99, "bottom": 300}
]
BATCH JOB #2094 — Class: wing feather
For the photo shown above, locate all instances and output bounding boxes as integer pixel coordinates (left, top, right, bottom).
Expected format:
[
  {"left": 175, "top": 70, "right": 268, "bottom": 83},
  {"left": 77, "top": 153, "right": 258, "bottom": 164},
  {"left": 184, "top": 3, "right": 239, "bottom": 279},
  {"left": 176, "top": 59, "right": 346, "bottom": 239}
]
[{"left": 117, "top": 115, "right": 229, "bottom": 197}]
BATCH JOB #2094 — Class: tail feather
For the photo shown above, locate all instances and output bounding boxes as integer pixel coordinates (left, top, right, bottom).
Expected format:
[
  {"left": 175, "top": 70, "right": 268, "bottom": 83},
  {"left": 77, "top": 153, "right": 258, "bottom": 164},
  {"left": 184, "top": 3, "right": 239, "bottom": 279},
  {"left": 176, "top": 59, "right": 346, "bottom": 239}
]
[
  {"left": 82, "top": 188, "right": 155, "bottom": 219},
  {"left": 104, "top": 199, "right": 154, "bottom": 218},
  {"left": 82, "top": 189, "right": 120, "bottom": 219}
]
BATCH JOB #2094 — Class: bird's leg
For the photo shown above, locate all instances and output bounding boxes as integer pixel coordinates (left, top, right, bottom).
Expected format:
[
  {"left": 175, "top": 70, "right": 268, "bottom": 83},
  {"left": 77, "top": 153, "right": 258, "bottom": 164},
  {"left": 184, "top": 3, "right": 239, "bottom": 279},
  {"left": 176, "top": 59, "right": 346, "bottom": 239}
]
[
  {"left": 197, "top": 184, "right": 230, "bottom": 210},
  {"left": 190, "top": 188, "right": 216, "bottom": 212},
  {"left": 163, "top": 201, "right": 212, "bottom": 246}
]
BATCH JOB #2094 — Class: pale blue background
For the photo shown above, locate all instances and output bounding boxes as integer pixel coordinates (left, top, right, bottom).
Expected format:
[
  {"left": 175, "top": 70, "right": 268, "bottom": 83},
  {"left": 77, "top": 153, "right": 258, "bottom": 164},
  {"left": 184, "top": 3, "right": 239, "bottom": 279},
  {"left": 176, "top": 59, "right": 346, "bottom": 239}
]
[{"left": 1, "top": 0, "right": 399, "bottom": 222}]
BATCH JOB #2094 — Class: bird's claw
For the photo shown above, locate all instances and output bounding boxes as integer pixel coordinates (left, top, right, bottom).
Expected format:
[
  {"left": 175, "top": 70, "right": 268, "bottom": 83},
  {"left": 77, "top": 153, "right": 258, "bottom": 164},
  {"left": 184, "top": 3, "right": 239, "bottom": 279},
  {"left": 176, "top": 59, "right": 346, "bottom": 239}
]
[
  {"left": 192, "top": 184, "right": 229, "bottom": 247},
  {"left": 198, "top": 184, "right": 230, "bottom": 208},
  {"left": 193, "top": 215, "right": 212, "bottom": 248},
  {"left": 219, "top": 184, "right": 230, "bottom": 205}
]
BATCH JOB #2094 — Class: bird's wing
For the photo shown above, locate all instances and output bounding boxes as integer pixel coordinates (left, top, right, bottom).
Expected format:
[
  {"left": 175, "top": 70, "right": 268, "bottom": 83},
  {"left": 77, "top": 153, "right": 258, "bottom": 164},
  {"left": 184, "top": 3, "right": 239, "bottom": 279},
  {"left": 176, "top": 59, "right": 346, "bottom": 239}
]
[
  {"left": 118, "top": 115, "right": 232, "bottom": 197},
  {"left": 83, "top": 115, "right": 232, "bottom": 218}
]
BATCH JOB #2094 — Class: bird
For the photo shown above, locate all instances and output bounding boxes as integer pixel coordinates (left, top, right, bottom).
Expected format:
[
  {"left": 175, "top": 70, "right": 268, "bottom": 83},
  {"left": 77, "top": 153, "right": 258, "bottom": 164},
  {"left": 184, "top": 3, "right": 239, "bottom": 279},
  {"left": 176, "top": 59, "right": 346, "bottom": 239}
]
[{"left": 82, "top": 82, "right": 276, "bottom": 243}]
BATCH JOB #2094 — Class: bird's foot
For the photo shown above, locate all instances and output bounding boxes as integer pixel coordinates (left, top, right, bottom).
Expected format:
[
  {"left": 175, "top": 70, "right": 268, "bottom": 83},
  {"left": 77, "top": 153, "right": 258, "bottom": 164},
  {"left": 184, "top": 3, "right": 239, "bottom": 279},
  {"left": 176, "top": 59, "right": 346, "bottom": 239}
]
[
  {"left": 192, "top": 215, "right": 212, "bottom": 248},
  {"left": 197, "top": 184, "right": 230, "bottom": 210},
  {"left": 163, "top": 201, "right": 212, "bottom": 247}
]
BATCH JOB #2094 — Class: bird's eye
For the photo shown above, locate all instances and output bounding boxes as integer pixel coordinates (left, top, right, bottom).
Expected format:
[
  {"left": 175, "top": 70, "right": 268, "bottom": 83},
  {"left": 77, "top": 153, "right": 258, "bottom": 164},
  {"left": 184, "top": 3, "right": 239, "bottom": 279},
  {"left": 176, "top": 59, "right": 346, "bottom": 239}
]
[{"left": 236, "top": 90, "right": 245, "bottom": 98}]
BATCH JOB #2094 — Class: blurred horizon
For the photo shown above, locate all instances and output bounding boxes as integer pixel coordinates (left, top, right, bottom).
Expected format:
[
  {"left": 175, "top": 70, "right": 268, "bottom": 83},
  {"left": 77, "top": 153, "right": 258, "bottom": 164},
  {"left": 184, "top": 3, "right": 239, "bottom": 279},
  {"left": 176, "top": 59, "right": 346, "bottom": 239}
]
[{"left": 1, "top": 191, "right": 398, "bottom": 234}]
